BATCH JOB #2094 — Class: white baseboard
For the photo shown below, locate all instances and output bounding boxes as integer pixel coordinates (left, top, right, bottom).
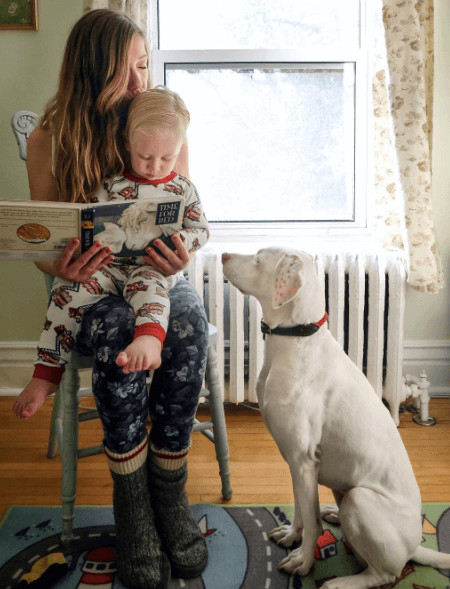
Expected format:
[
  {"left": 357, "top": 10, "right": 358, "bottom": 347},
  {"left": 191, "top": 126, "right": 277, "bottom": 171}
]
[
  {"left": 0, "top": 341, "right": 91, "bottom": 396},
  {"left": 0, "top": 339, "right": 449, "bottom": 397},
  {"left": 0, "top": 342, "right": 35, "bottom": 395}
]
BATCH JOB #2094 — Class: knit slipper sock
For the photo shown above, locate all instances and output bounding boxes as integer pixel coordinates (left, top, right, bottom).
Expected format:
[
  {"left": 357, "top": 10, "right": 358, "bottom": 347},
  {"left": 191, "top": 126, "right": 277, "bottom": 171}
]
[
  {"left": 148, "top": 445, "right": 208, "bottom": 578},
  {"left": 106, "top": 438, "right": 171, "bottom": 589}
]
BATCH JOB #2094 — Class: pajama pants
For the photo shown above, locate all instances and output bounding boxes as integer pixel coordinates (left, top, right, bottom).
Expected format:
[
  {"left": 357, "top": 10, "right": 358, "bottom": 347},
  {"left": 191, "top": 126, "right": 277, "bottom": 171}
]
[
  {"left": 34, "top": 262, "right": 178, "bottom": 382},
  {"left": 63, "top": 276, "right": 209, "bottom": 454}
]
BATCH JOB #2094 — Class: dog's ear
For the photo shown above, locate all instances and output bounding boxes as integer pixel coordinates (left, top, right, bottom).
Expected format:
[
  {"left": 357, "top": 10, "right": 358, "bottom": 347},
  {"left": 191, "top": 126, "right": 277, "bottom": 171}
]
[{"left": 272, "top": 254, "right": 303, "bottom": 308}]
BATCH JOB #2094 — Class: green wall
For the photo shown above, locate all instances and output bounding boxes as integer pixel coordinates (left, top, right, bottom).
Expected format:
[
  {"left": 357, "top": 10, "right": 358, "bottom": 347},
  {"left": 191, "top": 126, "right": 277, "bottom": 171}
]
[
  {"left": 0, "top": 0, "right": 84, "bottom": 340},
  {"left": 0, "top": 0, "right": 448, "bottom": 344}
]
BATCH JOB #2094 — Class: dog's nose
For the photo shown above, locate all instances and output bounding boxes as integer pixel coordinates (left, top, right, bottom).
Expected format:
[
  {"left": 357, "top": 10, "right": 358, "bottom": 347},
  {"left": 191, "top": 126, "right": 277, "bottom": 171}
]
[{"left": 221, "top": 253, "right": 231, "bottom": 264}]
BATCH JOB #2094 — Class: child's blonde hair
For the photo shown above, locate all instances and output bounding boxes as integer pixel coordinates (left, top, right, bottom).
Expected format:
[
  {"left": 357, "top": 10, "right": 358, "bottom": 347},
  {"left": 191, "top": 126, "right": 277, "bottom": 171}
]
[{"left": 126, "top": 86, "right": 190, "bottom": 144}]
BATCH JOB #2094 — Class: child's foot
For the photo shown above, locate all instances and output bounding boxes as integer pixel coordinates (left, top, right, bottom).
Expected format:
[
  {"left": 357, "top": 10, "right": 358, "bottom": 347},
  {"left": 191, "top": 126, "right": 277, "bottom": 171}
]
[
  {"left": 116, "top": 335, "right": 162, "bottom": 374},
  {"left": 12, "top": 378, "right": 58, "bottom": 419}
]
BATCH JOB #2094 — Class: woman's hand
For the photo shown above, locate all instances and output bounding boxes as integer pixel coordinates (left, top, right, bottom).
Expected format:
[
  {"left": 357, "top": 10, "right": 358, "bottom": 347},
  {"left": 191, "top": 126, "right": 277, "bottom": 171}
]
[
  {"left": 52, "top": 238, "right": 113, "bottom": 281},
  {"left": 144, "top": 234, "right": 192, "bottom": 277}
]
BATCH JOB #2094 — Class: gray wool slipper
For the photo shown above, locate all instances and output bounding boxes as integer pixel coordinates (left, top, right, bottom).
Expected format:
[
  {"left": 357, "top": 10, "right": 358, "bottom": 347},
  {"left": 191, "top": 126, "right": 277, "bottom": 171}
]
[
  {"left": 148, "top": 460, "right": 208, "bottom": 578},
  {"left": 111, "top": 464, "right": 171, "bottom": 589}
]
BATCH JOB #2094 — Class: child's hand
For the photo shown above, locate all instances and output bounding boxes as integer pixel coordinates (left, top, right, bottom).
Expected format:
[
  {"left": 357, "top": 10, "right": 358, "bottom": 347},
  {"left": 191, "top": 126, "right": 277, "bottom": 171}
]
[
  {"left": 53, "top": 238, "right": 113, "bottom": 281},
  {"left": 144, "top": 234, "right": 191, "bottom": 276}
]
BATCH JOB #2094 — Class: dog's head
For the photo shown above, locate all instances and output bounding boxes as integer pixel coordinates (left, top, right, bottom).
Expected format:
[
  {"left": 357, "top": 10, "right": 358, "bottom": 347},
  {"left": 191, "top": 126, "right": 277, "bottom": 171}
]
[{"left": 222, "top": 247, "right": 325, "bottom": 327}]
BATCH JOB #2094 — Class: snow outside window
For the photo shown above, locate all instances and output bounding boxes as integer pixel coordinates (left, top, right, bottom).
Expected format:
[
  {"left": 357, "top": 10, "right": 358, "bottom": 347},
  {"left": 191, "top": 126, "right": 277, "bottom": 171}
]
[{"left": 150, "top": 1, "right": 371, "bottom": 240}]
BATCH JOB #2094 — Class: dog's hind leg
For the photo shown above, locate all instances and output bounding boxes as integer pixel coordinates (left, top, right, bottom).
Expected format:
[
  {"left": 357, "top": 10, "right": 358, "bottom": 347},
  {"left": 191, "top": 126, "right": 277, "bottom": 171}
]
[
  {"left": 330, "top": 486, "right": 420, "bottom": 588},
  {"left": 320, "top": 504, "right": 340, "bottom": 524},
  {"left": 320, "top": 490, "right": 343, "bottom": 524}
]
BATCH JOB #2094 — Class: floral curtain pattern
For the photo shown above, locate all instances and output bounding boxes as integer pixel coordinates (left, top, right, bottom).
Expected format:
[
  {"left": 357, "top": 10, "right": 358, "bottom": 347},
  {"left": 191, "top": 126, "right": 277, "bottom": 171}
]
[
  {"left": 84, "top": 0, "right": 148, "bottom": 32},
  {"left": 372, "top": 7, "right": 406, "bottom": 253},
  {"left": 373, "top": 0, "right": 444, "bottom": 293}
]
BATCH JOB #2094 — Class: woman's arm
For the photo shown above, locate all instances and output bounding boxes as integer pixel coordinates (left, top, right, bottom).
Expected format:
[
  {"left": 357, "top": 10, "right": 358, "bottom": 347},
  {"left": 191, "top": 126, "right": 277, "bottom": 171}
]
[
  {"left": 26, "top": 128, "right": 58, "bottom": 202},
  {"left": 26, "top": 128, "right": 60, "bottom": 275},
  {"left": 173, "top": 142, "right": 190, "bottom": 179},
  {"left": 26, "top": 128, "right": 113, "bottom": 279}
]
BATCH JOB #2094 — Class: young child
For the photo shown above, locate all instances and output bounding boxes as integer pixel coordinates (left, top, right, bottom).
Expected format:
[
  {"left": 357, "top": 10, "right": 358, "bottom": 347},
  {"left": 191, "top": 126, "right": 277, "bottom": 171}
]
[{"left": 13, "top": 87, "right": 209, "bottom": 419}]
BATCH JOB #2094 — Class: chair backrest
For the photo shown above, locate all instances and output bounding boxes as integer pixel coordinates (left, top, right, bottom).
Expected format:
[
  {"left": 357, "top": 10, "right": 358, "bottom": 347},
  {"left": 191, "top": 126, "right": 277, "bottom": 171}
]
[
  {"left": 11, "top": 110, "right": 38, "bottom": 161},
  {"left": 11, "top": 111, "right": 53, "bottom": 296}
]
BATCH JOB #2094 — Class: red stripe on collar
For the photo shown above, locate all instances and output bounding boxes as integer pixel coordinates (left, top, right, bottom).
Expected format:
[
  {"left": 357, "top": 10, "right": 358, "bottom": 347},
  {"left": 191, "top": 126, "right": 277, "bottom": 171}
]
[
  {"left": 123, "top": 170, "right": 177, "bottom": 185},
  {"left": 315, "top": 311, "right": 328, "bottom": 327}
]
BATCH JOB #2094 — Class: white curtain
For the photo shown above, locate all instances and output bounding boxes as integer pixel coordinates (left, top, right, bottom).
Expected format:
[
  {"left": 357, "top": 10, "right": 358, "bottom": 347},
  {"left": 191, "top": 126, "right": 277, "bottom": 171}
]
[
  {"left": 84, "top": 0, "right": 148, "bottom": 32},
  {"left": 373, "top": 0, "right": 444, "bottom": 293}
]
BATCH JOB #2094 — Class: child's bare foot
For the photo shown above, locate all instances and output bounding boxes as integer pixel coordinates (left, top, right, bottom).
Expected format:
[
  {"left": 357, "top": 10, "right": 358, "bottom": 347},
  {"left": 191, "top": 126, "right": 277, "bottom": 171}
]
[
  {"left": 12, "top": 378, "right": 58, "bottom": 419},
  {"left": 116, "top": 335, "right": 162, "bottom": 374}
]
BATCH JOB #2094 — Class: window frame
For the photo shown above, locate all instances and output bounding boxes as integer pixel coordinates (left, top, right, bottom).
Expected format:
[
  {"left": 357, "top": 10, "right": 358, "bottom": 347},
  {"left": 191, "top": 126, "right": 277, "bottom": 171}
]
[{"left": 149, "top": 2, "right": 374, "bottom": 247}]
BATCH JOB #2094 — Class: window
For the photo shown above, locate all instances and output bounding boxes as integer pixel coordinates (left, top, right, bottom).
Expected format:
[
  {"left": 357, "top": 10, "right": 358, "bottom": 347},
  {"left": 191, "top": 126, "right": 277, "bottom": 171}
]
[{"left": 150, "top": 1, "right": 371, "bottom": 240}]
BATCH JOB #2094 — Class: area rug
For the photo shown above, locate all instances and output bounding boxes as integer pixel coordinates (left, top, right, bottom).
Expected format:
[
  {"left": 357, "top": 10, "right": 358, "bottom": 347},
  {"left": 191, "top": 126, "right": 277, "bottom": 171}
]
[{"left": 0, "top": 504, "right": 449, "bottom": 589}]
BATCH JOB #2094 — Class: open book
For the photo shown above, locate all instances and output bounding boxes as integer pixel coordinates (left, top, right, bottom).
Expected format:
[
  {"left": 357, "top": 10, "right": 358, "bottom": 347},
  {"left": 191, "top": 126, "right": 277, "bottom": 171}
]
[{"left": 0, "top": 197, "right": 183, "bottom": 260}]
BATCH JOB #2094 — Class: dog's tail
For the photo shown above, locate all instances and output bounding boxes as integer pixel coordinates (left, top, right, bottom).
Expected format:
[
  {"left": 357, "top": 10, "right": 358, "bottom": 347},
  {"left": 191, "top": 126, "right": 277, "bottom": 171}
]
[{"left": 410, "top": 546, "right": 450, "bottom": 569}]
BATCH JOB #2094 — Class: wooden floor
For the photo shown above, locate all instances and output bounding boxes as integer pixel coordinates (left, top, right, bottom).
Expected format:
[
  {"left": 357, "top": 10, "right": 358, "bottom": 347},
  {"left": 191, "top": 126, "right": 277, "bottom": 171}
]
[{"left": 0, "top": 397, "right": 449, "bottom": 519}]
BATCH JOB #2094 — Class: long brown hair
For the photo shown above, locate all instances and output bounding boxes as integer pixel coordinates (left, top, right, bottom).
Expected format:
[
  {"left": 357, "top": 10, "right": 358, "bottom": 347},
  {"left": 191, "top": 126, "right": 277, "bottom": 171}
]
[{"left": 40, "top": 9, "right": 149, "bottom": 203}]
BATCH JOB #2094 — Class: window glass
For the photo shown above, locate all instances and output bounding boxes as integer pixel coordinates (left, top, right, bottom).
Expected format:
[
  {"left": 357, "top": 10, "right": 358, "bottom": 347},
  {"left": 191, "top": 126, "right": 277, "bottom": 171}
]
[
  {"left": 166, "top": 63, "right": 355, "bottom": 222},
  {"left": 159, "top": 0, "right": 360, "bottom": 51}
]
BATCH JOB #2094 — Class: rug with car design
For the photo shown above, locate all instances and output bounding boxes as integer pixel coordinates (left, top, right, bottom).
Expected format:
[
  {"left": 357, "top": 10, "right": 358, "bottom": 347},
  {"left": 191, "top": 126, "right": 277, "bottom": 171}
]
[{"left": 0, "top": 504, "right": 449, "bottom": 588}]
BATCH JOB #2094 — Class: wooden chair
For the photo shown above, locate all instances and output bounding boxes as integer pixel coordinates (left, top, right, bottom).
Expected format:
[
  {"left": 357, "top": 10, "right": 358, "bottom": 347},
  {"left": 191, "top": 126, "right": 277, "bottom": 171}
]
[{"left": 11, "top": 110, "right": 232, "bottom": 544}]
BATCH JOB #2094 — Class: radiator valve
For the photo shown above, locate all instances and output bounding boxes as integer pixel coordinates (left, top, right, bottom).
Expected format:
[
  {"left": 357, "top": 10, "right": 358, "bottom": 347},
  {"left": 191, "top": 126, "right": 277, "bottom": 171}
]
[{"left": 404, "top": 371, "right": 436, "bottom": 426}]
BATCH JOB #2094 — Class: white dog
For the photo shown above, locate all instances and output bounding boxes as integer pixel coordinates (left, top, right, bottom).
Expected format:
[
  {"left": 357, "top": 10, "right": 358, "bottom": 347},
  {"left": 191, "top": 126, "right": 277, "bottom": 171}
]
[
  {"left": 95, "top": 201, "right": 180, "bottom": 253},
  {"left": 95, "top": 222, "right": 127, "bottom": 253},
  {"left": 222, "top": 247, "right": 450, "bottom": 589}
]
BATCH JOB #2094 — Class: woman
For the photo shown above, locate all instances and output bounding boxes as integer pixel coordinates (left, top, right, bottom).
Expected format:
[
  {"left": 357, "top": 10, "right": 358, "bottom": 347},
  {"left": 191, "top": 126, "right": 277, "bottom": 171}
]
[{"left": 20, "top": 9, "right": 209, "bottom": 589}]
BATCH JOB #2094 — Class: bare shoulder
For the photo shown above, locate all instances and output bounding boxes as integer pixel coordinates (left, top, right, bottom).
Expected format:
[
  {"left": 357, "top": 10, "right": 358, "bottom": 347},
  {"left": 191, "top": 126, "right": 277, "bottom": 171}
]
[
  {"left": 173, "top": 141, "right": 190, "bottom": 179},
  {"left": 28, "top": 126, "right": 51, "bottom": 149},
  {"left": 26, "top": 127, "right": 58, "bottom": 201}
]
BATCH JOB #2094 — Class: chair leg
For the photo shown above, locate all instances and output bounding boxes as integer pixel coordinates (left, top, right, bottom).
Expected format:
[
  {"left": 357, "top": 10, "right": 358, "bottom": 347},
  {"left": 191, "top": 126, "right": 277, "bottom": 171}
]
[
  {"left": 60, "top": 365, "right": 80, "bottom": 544},
  {"left": 47, "top": 388, "right": 63, "bottom": 459},
  {"left": 206, "top": 344, "right": 233, "bottom": 501}
]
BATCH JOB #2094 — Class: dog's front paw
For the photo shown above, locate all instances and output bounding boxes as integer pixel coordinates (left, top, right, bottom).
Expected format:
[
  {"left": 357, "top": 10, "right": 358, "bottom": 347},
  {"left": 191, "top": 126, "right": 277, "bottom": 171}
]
[
  {"left": 278, "top": 547, "right": 314, "bottom": 576},
  {"left": 269, "top": 524, "right": 302, "bottom": 547}
]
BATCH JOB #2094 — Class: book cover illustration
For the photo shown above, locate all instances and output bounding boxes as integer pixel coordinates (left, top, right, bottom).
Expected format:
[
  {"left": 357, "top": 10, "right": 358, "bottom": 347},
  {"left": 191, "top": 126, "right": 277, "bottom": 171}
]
[
  {"left": 85, "top": 198, "right": 183, "bottom": 257},
  {"left": 0, "top": 203, "right": 79, "bottom": 260},
  {"left": 0, "top": 198, "right": 183, "bottom": 260}
]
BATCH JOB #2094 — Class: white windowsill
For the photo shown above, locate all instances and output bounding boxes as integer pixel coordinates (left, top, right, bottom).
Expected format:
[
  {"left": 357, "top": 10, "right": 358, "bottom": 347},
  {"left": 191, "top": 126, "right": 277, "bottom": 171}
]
[{"left": 203, "top": 225, "right": 387, "bottom": 257}]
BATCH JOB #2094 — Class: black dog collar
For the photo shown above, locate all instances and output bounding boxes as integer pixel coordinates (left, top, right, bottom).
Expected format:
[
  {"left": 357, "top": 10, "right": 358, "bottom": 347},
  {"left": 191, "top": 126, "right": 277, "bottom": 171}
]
[{"left": 261, "top": 312, "right": 328, "bottom": 339}]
